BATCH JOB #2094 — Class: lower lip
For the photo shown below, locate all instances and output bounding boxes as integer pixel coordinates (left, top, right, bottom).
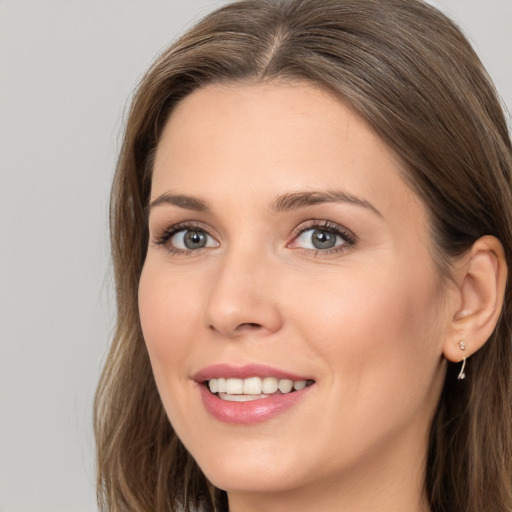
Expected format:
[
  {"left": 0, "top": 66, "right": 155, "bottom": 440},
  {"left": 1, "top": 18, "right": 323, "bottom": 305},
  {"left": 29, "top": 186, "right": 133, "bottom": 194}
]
[{"left": 197, "top": 383, "right": 314, "bottom": 424}]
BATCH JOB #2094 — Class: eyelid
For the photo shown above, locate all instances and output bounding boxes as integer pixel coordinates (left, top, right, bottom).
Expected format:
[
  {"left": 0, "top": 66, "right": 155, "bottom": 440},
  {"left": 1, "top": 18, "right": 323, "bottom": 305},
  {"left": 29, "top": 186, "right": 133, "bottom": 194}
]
[
  {"left": 152, "top": 221, "right": 219, "bottom": 253},
  {"left": 151, "top": 219, "right": 356, "bottom": 256},
  {"left": 293, "top": 220, "right": 355, "bottom": 239},
  {"left": 288, "top": 220, "right": 357, "bottom": 254}
]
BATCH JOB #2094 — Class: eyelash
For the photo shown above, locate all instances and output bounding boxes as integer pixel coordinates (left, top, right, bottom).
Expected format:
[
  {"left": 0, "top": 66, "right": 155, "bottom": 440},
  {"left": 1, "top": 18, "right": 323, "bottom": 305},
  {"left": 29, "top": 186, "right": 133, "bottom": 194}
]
[
  {"left": 152, "top": 220, "right": 357, "bottom": 256},
  {"left": 153, "top": 222, "right": 211, "bottom": 256},
  {"left": 291, "top": 220, "right": 357, "bottom": 256}
]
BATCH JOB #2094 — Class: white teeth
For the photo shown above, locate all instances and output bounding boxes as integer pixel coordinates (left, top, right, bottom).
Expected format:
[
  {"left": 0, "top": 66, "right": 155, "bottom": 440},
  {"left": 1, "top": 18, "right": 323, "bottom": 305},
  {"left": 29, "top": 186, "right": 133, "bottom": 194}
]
[
  {"left": 293, "top": 380, "right": 306, "bottom": 391},
  {"left": 208, "top": 379, "right": 218, "bottom": 393},
  {"left": 262, "top": 377, "right": 278, "bottom": 393},
  {"left": 226, "top": 378, "right": 243, "bottom": 394},
  {"left": 278, "top": 379, "right": 293, "bottom": 393},
  {"left": 207, "top": 376, "right": 312, "bottom": 399},
  {"left": 217, "top": 378, "right": 226, "bottom": 393},
  {"left": 219, "top": 393, "right": 269, "bottom": 402},
  {"left": 243, "top": 377, "right": 262, "bottom": 394}
]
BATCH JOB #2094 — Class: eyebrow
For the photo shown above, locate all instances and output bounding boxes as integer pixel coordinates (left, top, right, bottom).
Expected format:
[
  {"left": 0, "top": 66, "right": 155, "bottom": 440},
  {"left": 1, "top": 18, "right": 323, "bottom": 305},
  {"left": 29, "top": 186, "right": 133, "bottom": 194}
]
[
  {"left": 147, "top": 189, "right": 382, "bottom": 217},
  {"left": 271, "top": 190, "right": 382, "bottom": 217},
  {"left": 147, "top": 193, "right": 210, "bottom": 213}
]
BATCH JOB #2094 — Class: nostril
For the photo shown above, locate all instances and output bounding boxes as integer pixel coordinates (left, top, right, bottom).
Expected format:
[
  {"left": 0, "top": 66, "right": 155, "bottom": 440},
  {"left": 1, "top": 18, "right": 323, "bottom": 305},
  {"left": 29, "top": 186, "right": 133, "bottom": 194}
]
[
  {"left": 208, "top": 322, "right": 262, "bottom": 333},
  {"left": 239, "top": 322, "right": 262, "bottom": 330}
]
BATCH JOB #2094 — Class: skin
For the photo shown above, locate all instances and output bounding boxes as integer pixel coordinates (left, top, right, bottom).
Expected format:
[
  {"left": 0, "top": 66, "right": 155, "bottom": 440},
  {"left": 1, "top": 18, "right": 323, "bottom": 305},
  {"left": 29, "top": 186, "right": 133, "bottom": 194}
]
[{"left": 139, "top": 82, "right": 464, "bottom": 512}]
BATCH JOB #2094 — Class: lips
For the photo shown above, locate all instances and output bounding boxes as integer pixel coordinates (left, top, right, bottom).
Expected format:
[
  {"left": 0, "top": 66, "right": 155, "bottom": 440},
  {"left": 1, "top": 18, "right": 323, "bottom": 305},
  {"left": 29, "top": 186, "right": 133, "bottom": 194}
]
[
  {"left": 193, "top": 364, "right": 315, "bottom": 424},
  {"left": 193, "top": 363, "right": 312, "bottom": 382}
]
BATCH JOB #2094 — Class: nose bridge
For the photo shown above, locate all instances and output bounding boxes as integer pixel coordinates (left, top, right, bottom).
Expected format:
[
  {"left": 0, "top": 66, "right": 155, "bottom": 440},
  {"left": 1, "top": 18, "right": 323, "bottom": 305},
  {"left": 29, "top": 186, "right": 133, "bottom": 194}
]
[{"left": 201, "top": 241, "right": 282, "bottom": 337}]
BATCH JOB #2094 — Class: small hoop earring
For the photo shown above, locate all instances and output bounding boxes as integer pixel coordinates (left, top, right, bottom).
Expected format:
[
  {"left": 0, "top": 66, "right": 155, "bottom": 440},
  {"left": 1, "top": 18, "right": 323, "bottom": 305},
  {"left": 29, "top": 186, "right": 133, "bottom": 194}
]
[{"left": 457, "top": 357, "right": 467, "bottom": 380}]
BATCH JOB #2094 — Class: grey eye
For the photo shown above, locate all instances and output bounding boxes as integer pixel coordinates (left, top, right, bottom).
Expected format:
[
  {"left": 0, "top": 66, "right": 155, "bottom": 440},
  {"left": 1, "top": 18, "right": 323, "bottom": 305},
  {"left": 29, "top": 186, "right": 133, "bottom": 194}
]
[
  {"left": 311, "top": 229, "right": 337, "bottom": 249},
  {"left": 171, "top": 229, "right": 217, "bottom": 250},
  {"left": 295, "top": 228, "right": 344, "bottom": 250}
]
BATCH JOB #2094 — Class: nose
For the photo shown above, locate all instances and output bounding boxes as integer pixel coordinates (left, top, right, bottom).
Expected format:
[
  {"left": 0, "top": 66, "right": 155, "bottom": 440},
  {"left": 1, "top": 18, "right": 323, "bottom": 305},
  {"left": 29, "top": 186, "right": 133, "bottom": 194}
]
[{"left": 201, "top": 248, "right": 283, "bottom": 339}]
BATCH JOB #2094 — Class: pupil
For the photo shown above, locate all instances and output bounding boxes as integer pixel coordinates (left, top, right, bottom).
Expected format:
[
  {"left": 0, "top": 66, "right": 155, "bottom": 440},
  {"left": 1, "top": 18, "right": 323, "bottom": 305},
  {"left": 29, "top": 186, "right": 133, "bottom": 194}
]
[
  {"left": 184, "top": 230, "right": 206, "bottom": 249},
  {"left": 312, "top": 230, "right": 336, "bottom": 249}
]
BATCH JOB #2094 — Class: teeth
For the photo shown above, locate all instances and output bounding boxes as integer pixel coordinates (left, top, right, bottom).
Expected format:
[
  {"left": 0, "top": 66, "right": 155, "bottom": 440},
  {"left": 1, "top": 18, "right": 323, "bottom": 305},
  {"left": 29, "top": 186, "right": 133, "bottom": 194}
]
[
  {"left": 278, "top": 379, "right": 293, "bottom": 393},
  {"left": 262, "top": 377, "right": 278, "bottom": 393},
  {"left": 219, "top": 393, "right": 270, "bottom": 402},
  {"left": 225, "top": 378, "right": 243, "bottom": 394},
  {"left": 293, "top": 380, "right": 306, "bottom": 391},
  {"left": 208, "top": 376, "right": 312, "bottom": 398},
  {"left": 243, "top": 377, "right": 262, "bottom": 394},
  {"left": 209, "top": 379, "right": 218, "bottom": 393},
  {"left": 217, "top": 378, "right": 226, "bottom": 393}
]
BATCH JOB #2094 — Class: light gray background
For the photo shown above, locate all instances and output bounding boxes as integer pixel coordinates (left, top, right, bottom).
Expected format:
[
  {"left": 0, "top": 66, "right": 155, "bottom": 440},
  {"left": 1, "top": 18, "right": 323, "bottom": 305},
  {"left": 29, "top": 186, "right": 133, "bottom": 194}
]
[{"left": 0, "top": 1, "right": 510, "bottom": 511}]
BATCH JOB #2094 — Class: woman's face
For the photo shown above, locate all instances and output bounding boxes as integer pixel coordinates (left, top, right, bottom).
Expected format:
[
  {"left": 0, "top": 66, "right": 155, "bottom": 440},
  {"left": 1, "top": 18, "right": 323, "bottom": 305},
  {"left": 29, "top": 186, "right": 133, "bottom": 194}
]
[{"left": 139, "top": 82, "right": 450, "bottom": 503}]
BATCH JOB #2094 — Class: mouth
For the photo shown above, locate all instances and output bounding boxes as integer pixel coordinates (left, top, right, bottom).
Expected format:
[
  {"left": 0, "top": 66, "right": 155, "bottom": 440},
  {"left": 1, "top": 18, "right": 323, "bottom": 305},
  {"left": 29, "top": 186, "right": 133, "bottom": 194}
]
[
  {"left": 205, "top": 376, "right": 315, "bottom": 402},
  {"left": 195, "top": 365, "right": 316, "bottom": 424}
]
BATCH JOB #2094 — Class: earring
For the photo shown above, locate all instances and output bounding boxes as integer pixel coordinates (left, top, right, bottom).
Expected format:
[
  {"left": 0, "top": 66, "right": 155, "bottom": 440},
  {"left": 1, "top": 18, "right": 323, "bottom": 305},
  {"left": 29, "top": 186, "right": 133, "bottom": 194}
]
[
  {"left": 457, "top": 358, "right": 467, "bottom": 380},
  {"left": 457, "top": 340, "right": 466, "bottom": 380}
]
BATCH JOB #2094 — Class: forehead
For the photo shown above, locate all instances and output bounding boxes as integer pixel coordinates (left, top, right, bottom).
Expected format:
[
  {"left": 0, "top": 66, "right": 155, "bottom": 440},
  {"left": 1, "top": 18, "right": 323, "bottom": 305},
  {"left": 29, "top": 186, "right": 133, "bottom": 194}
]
[{"left": 151, "top": 81, "right": 426, "bottom": 228}]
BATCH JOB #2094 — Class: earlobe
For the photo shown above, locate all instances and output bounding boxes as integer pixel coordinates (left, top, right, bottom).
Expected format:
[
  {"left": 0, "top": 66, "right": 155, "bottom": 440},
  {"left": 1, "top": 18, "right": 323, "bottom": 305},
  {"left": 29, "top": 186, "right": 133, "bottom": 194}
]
[{"left": 443, "top": 235, "right": 508, "bottom": 363}]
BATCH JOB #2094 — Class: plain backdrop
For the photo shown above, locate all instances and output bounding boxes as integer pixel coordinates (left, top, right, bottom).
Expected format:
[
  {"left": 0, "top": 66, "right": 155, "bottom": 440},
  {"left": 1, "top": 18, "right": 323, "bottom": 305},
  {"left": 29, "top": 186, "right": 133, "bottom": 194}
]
[{"left": 0, "top": 1, "right": 510, "bottom": 511}]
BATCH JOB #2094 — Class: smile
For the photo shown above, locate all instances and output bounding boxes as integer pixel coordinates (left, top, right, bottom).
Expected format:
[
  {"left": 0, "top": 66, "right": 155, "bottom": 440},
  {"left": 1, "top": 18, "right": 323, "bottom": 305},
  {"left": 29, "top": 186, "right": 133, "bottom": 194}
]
[
  {"left": 194, "top": 364, "right": 316, "bottom": 423},
  {"left": 208, "top": 376, "right": 314, "bottom": 401}
]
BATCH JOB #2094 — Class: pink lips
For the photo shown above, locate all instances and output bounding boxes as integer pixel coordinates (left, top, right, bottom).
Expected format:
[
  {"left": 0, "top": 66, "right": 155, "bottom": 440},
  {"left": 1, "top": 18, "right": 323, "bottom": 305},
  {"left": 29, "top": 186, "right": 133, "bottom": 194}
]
[
  {"left": 193, "top": 364, "right": 315, "bottom": 425},
  {"left": 193, "top": 363, "right": 311, "bottom": 382}
]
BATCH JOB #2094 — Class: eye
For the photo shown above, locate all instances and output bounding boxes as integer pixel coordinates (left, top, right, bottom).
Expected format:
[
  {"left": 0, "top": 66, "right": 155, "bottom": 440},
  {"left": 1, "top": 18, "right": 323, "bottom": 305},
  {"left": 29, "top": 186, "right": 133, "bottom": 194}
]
[
  {"left": 154, "top": 224, "right": 219, "bottom": 253},
  {"left": 289, "top": 221, "right": 356, "bottom": 253},
  {"left": 296, "top": 228, "right": 340, "bottom": 250},
  {"left": 171, "top": 228, "right": 217, "bottom": 250}
]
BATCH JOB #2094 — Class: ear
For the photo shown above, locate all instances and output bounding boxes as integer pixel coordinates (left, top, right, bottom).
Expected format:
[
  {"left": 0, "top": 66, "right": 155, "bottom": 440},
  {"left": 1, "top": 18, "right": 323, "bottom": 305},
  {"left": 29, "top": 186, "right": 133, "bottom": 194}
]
[{"left": 443, "top": 235, "right": 508, "bottom": 363}]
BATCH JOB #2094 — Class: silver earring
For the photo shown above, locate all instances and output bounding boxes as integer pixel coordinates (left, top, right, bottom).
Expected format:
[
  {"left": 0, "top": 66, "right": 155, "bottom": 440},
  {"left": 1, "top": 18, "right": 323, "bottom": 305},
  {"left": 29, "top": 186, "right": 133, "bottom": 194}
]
[
  {"left": 457, "top": 358, "right": 467, "bottom": 380},
  {"left": 457, "top": 340, "right": 466, "bottom": 380}
]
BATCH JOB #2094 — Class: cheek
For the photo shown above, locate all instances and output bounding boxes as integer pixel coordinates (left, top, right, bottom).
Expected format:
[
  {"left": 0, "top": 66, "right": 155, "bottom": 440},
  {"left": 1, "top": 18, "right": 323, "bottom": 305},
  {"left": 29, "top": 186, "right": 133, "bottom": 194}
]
[
  {"left": 278, "top": 263, "right": 445, "bottom": 473},
  {"left": 138, "top": 262, "right": 200, "bottom": 387},
  {"left": 287, "top": 262, "right": 443, "bottom": 400},
  {"left": 138, "top": 260, "right": 209, "bottom": 445}
]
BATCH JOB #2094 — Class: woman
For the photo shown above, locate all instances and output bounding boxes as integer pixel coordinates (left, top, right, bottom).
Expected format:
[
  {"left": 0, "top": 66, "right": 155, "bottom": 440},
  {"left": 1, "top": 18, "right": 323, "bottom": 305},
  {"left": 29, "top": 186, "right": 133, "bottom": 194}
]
[{"left": 94, "top": 1, "right": 512, "bottom": 511}]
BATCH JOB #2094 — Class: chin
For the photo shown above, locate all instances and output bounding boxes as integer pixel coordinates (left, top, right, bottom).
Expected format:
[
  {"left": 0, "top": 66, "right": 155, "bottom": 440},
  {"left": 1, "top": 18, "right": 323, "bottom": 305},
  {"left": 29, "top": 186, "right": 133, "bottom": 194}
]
[
  {"left": 185, "top": 437, "right": 308, "bottom": 494},
  {"left": 204, "top": 463, "right": 304, "bottom": 495}
]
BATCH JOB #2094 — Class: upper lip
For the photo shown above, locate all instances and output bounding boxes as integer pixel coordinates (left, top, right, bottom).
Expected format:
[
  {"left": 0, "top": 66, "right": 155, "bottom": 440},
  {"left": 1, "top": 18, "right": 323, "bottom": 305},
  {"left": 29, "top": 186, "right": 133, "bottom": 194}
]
[{"left": 193, "top": 363, "right": 313, "bottom": 383}]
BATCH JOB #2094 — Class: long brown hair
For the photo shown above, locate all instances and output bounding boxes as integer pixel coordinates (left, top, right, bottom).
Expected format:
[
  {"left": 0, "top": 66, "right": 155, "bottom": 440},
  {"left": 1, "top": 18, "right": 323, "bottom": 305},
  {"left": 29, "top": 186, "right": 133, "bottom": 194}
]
[{"left": 94, "top": 1, "right": 512, "bottom": 510}]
